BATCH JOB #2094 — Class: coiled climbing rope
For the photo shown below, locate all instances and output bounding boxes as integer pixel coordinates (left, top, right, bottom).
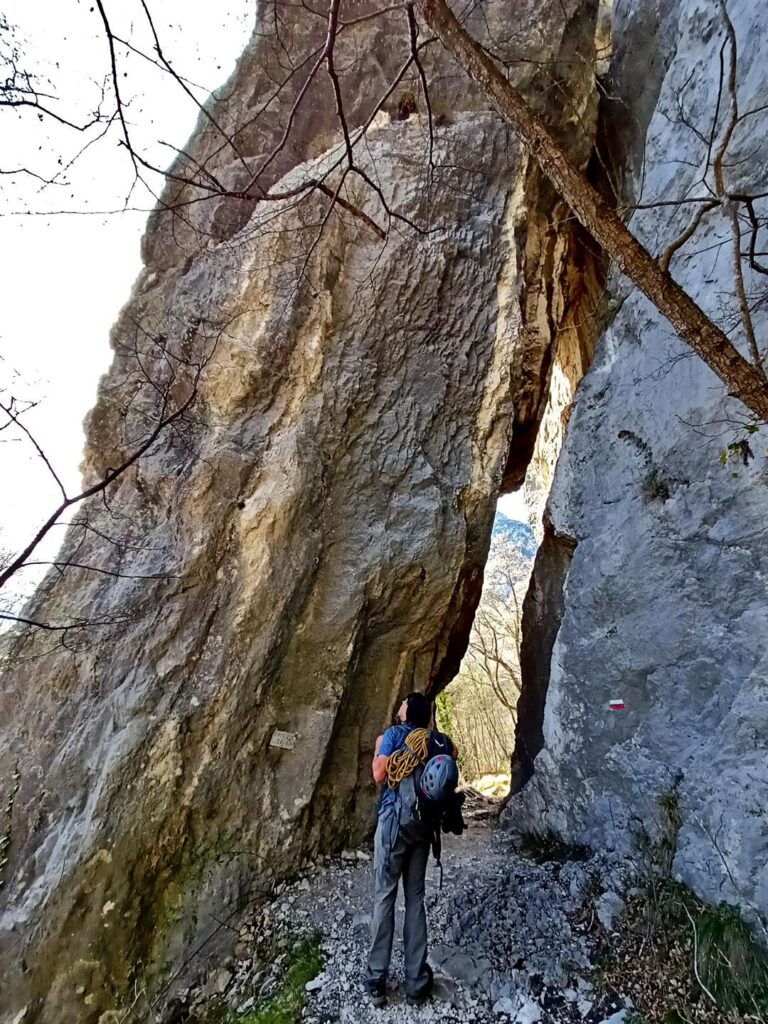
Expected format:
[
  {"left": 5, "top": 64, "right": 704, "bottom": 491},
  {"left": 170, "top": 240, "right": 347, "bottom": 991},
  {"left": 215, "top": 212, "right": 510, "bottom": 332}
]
[{"left": 386, "top": 727, "right": 429, "bottom": 789}]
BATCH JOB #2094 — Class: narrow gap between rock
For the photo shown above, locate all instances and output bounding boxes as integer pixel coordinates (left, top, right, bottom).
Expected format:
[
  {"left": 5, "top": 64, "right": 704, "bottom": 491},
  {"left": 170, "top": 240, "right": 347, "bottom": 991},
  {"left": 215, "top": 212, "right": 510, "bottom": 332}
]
[{"left": 436, "top": 488, "right": 537, "bottom": 804}]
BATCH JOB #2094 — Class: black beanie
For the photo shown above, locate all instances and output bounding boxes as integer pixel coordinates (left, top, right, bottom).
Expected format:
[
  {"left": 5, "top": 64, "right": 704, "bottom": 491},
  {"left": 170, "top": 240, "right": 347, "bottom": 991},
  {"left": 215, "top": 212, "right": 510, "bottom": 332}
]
[{"left": 405, "top": 692, "right": 432, "bottom": 728}]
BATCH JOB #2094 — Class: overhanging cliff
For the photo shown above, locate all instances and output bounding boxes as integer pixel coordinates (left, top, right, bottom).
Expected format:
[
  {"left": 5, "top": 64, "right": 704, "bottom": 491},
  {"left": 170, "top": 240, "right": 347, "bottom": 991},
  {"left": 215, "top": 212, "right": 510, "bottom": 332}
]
[
  {"left": 2, "top": 1, "right": 767, "bottom": 1019},
  {"left": 0, "top": 2, "right": 601, "bottom": 1019}
]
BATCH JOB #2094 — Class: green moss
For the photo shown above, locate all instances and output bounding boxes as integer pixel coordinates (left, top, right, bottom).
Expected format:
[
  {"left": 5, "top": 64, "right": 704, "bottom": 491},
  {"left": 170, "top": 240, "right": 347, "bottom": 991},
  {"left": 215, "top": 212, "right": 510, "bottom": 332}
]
[
  {"left": 130, "top": 835, "right": 271, "bottom": 1009},
  {"left": 231, "top": 933, "right": 324, "bottom": 1024}
]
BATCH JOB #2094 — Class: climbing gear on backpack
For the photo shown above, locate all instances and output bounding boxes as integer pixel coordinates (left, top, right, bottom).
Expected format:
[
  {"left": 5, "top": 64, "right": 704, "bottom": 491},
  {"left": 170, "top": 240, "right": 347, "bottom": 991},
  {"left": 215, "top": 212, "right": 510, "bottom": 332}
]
[
  {"left": 418, "top": 752, "right": 462, "bottom": 886},
  {"left": 385, "top": 727, "right": 429, "bottom": 789},
  {"left": 420, "top": 754, "right": 459, "bottom": 803},
  {"left": 383, "top": 729, "right": 465, "bottom": 890},
  {"left": 441, "top": 789, "right": 466, "bottom": 836}
]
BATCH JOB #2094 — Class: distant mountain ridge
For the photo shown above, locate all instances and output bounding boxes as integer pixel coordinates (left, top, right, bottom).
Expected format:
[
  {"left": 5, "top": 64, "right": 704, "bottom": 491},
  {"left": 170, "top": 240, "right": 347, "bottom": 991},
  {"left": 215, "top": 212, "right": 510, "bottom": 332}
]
[{"left": 491, "top": 510, "right": 537, "bottom": 561}]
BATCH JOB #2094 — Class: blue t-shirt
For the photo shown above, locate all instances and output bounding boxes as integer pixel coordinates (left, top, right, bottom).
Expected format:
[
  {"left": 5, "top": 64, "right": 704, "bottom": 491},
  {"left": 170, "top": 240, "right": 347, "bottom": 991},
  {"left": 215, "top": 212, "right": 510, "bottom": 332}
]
[
  {"left": 376, "top": 724, "right": 414, "bottom": 813},
  {"left": 375, "top": 725, "right": 455, "bottom": 814}
]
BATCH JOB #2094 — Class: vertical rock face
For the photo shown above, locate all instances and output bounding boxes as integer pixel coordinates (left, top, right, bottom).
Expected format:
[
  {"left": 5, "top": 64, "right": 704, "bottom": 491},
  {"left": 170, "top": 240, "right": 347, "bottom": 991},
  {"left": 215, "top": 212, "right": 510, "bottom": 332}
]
[
  {"left": 0, "top": 3, "right": 599, "bottom": 1019},
  {"left": 510, "top": 0, "right": 768, "bottom": 928}
]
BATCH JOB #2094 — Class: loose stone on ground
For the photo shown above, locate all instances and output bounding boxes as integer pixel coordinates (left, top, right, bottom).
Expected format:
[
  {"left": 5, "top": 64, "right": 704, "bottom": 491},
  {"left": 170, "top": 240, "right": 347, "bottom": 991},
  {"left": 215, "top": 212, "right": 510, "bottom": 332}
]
[{"left": 188, "top": 810, "right": 634, "bottom": 1024}]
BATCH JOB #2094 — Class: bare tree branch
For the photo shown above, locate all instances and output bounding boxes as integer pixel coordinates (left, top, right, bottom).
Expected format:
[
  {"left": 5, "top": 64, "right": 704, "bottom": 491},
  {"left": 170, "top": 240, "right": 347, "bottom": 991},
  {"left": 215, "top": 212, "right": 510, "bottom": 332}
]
[
  {"left": 659, "top": 201, "right": 719, "bottom": 273},
  {"left": 416, "top": 0, "right": 768, "bottom": 420},
  {"left": 743, "top": 198, "right": 768, "bottom": 277},
  {"left": 0, "top": 335, "right": 216, "bottom": 593},
  {"left": 712, "top": 0, "right": 765, "bottom": 375},
  {"left": 0, "top": 399, "right": 68, "bottom": 502}
]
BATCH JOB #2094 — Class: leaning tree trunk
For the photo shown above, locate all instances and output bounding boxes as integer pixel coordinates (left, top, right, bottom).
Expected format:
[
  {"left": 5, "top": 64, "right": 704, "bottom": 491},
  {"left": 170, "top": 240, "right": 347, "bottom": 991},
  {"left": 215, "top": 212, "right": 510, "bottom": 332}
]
[{"left": 418, "top": 0, "right": 768, "bottom": 422}]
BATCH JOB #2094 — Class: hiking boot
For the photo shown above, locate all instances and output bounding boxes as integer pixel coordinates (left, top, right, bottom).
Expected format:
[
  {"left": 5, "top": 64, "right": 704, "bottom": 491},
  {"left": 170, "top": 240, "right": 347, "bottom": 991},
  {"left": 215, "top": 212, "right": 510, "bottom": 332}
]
[
  {"left": 367, "top": 981, "right": 387, "bottom": 1008},
  {"left": 405, "top": 989, "right": 432, "bottom": 1006},
  {"left": 405, "top": 965, "right": 433, "bottom": 1006}
]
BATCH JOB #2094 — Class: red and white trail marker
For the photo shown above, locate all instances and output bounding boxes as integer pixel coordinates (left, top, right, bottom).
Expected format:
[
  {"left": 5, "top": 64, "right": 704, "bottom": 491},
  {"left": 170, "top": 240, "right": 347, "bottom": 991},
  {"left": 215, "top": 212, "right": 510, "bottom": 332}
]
[{"left": 609, "top": 698, "right": 625, "bottom": 711}]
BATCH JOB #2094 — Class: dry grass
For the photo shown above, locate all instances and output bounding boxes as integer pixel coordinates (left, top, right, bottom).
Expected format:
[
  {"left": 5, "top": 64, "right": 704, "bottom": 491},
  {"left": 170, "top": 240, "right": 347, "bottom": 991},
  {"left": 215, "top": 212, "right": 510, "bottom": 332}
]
[
  {"left": 596, "top": 880, "right": 768, "bottom": 1024},
  {"left": 470, "top": 772, "right": 511, "bottom": 797}
]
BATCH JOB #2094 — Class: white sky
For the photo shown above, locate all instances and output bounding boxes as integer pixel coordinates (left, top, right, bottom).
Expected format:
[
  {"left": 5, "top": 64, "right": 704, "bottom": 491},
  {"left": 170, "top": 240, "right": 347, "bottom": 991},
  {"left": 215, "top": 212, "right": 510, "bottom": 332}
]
[
  {"left": 496, "top": 489, "right": 528, "bottom": 522},
  {"left": 0, "top": 2, "right": 532, "bottom": 609},
  {"left": 0, "top": 0, "right": 253, "bottom": 604}
]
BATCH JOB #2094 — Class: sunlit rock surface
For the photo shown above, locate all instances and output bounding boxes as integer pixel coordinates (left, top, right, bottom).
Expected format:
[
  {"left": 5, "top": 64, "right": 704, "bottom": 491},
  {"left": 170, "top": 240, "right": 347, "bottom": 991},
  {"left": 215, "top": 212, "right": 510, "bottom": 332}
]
[
  {"left": 0, "top": 2, "right": 598, "bottom": 1019},
  {"left": 509, "top": 0, "right": 768, "bottom": 930}
]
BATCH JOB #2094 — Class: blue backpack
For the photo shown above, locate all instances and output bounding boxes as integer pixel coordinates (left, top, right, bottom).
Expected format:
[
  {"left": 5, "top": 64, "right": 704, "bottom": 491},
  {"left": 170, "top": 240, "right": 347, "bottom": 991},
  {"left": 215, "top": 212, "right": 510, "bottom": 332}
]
[{"left": 395, "top": 731, "right": 465, "bottom": 884}]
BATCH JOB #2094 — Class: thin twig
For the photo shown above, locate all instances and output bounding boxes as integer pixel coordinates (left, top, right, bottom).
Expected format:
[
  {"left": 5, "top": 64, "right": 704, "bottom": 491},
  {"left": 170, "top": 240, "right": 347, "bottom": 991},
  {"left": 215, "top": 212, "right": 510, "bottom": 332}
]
[
  {"left": 713, "top": 0, "right": 765, "bottom": 375},
  {"left": 659, "top": 201, "right": 719, "bottom": 272},
  {"left": 0, "top": 400, "right": 68, "bottom": 502},
  {"left": 683, "top": 903, "right": 718, "bottom": 1006}
]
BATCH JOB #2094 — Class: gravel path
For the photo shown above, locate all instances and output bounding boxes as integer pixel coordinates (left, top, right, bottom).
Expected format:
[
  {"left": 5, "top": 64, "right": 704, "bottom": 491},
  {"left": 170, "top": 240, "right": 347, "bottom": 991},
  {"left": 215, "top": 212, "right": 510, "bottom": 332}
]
[{"left": 201, "top": 801, "right": 635, "bottom": 1024}]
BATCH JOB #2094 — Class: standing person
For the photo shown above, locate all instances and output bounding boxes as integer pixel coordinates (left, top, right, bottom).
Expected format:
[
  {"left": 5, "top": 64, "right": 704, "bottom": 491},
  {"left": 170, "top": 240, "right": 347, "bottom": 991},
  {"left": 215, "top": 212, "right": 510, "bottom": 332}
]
[{"left": 366, "top": 692, "right": 460, "bottom": 1008}]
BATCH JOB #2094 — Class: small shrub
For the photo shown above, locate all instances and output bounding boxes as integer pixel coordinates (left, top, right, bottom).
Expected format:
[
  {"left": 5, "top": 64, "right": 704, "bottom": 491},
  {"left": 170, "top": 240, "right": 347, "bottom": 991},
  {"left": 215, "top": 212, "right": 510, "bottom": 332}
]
[
  {"left": 435, "top": 689, "right": 453, "bottom": 736},
  {"left": 655, "top": 788, "right": 683, "bottom": 876},
  {"left": 435, "top": 690, "right": 467, "bottom": 774},
  {"left": 629, "top": 780, "right": 683, "bottom": 880},
  {"left": 642, "top": 469, "right": 670, "bottom": 502},
  {"left": 597, "top": 876, "right": 768, "bottom": 1023},
  {"left": 519, "top": 829, "right": 589, "bottom": 864},
  {"left": 719, "top": 425, "right": 759, "bottom": 470},
  {"left": 396, "top": 91, "right": 417, "bottom": 120}
]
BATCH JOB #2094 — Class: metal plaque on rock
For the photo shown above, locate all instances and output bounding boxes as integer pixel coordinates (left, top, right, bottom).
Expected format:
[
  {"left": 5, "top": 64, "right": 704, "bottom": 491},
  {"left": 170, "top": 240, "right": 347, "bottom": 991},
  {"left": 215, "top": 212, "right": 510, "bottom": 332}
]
[{"left": 269, "top": 729, "right": 297, "bottom": 750}]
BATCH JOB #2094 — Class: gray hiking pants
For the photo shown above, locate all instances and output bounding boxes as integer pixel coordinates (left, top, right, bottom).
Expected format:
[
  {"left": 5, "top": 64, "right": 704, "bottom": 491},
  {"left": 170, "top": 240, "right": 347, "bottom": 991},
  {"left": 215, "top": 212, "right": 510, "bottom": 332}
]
[{"left": 366, "top": 816, "right": 432, "bottom": 997}]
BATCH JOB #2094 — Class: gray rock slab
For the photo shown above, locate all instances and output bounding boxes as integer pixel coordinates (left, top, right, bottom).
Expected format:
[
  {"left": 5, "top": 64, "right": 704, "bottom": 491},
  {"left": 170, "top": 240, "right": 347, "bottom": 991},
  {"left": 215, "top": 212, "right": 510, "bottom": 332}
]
[
  {"left": 506, "top": 0, "right": 768, "bottom": 932},
  {"left": 596, "top": 891, "right": 626, "bottom": 932}
]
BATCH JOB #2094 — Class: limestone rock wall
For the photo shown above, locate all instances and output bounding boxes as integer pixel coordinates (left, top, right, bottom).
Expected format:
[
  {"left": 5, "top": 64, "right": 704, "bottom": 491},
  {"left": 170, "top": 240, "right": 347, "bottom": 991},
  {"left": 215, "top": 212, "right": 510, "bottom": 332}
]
[
  {"left": 0, "top": 3, "right": 599, "bottom": 1020},
  {"left": 509, "top": 0, "right": 768, "bottom": 931}
]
